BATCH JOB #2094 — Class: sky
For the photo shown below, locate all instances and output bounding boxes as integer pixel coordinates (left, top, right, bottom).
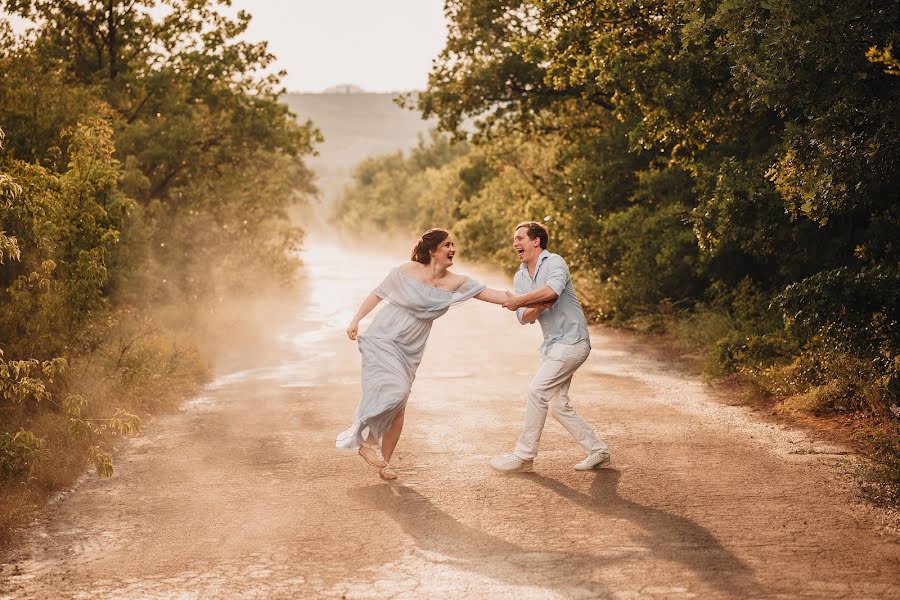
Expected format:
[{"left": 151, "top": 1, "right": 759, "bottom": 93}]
[
  {"left": 213, "top": 0, "right": 448, "bottom": 93},
  {"left": 3, "top": 0, "right": 448, "bottom": 93}
]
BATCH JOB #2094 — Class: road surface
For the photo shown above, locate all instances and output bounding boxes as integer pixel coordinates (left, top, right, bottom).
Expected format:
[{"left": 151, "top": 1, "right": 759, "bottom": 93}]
[{"left": 1, "top": 238, "right": 898, "bottom": 599}]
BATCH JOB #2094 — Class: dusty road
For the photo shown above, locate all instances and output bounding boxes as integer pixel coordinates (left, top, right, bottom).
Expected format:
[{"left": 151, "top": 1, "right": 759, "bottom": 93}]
[{"left": 1, "top": 238, "right": 899, "bottom": 599}]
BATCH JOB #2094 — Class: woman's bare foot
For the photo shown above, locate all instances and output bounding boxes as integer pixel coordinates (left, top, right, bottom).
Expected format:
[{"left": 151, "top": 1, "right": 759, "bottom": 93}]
[
  {"left": 378, "top": 465, "right": 398, "bottom": 481},
  {"left": 358, "top": 443, "right": 387, "bottom": 468}
]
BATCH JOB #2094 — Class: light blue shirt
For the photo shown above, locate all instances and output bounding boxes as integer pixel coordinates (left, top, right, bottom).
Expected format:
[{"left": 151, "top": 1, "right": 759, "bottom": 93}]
[{"left": 515, "top": 250, "right": 590, "bottom": 353}]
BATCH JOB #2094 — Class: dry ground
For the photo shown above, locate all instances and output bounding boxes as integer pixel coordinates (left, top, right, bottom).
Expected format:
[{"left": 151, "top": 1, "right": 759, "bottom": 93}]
[{"left": 1, "top": 239, "right": 898, "bottom": 599}]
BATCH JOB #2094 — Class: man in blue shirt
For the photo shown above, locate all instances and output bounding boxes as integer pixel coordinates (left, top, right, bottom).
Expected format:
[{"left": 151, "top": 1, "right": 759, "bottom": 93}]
[{"left": 490, "top": 221, "right": 610, "bottom": 473}]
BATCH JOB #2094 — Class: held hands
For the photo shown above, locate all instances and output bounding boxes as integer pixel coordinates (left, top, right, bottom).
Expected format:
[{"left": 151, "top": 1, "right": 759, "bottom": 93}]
[
  {"left": 502, "top": 292, "right": 556, "bottom": 312},
  {"left": 502, "top": 291, "right": 515, "bottom": 309},
  {"left": 502, "top": 291, "right": 522, "bottom": 311},
  {"left": 346, "top": 320, "right": 359, "bottom": 340}
]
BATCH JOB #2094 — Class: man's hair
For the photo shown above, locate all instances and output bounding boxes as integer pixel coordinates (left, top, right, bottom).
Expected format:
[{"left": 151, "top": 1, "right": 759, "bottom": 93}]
[{"left": 515, "top": 221, "right": 549, "bottom": 250}]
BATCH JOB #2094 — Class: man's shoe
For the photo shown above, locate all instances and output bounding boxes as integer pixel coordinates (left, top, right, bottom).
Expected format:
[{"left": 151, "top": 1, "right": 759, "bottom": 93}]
[
  {"left": 490, "top": 454, "right": 534, "bottom": 473},
  {"left": 574, "top": 450, "right": 611, "bottom": 471}
]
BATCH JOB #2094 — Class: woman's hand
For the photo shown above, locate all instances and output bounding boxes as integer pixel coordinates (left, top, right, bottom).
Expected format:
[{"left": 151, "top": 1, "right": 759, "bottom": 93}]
[
  {"left": 502, "top": 293, "right": 523, "bottom": 311},
  {"left": 347, "top": 293, "right": 383, "bottom": 340}
]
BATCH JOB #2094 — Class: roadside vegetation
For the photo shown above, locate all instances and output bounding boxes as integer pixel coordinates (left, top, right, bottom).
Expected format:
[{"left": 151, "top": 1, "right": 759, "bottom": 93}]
[
  {"left": 332, "top": 0, "right": 899, "bottom": 502},
  {"left": 0, "top": 0, "right": 318, "bottom": 540}
]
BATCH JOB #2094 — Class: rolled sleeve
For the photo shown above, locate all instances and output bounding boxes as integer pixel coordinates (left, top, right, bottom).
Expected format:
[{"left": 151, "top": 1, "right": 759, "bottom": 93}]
[
  {"left": 513, "top": 271, "right": 529, "bottom": 325},
  {"left": 544, "top": 256, "right": 570, "bottom": 296}
]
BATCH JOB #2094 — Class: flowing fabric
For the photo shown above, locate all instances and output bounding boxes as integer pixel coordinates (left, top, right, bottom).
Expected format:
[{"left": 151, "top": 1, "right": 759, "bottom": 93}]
[{"left": 335, "top": 267, "right": 486, "bottom": 450}]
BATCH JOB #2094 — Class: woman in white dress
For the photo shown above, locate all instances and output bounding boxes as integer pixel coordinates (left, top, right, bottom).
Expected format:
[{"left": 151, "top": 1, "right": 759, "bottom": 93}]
[{"left": 336, "top": 228, "right": 511, "bottom": 480}]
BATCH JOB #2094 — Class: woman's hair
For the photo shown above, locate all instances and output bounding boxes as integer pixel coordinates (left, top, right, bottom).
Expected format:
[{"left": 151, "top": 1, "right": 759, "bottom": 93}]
[{"left": 411, "top": 228, "right": 450, "bottom": 265}]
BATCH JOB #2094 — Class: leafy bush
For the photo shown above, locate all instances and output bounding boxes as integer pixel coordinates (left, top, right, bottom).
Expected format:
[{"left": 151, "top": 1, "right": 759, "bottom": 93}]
[
  {"left": 0, "top": 429, "right": 45, "bottom": 480},
  {"left": 598, "top": 203, "right": 704, "bottom": 320},
  {"left": 776, "top": 266, "right": 900, "bottom": 413}
]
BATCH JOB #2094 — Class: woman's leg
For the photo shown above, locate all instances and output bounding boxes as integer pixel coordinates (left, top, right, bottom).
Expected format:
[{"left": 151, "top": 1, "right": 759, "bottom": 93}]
[
  {"left": 358, "top": 431, "right": 386, "bottom": 467},
  {"left": 380, "top": 408, "right": 405, "bottom": 464}
]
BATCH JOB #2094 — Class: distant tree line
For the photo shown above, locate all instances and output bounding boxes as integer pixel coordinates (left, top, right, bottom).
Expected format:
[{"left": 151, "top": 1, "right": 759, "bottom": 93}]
[
  {"left": 0, "top": 0, "right": 317, "bottom": 530},
  {"left": 332, "top": 0, "right": 899, "bottom": 498}
]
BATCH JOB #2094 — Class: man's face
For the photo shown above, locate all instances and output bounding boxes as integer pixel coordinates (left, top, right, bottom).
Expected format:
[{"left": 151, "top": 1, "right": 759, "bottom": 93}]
[{"left": 513, "top": 227, "right": 542, "bottom": 264}]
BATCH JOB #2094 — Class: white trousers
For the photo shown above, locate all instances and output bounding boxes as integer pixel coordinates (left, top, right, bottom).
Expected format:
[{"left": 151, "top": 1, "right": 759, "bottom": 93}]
[{"left": 514, "top": 340, "right": 607, "bottom": 460}]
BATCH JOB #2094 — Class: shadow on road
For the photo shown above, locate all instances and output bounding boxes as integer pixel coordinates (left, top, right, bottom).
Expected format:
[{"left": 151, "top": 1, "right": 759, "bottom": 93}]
[
  {"left": 351, "top": 483, "right": 611, "bottom": 597},
  {"left": 530, "top": 469, "right": 766, "bottom": 598}
]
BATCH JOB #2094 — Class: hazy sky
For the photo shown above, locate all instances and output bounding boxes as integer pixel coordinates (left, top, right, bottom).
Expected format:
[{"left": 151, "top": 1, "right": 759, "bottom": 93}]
[
  {"left": 229, "top": 0, "right": 447, "bottom": 92},
  {"left": 4, "top": 1, "right": 448, "bottom": 93}
]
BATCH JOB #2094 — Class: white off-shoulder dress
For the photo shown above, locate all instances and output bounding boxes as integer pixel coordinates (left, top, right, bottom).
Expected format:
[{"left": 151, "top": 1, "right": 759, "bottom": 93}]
[{"left": 335, "top": 267, "right": 486, "bottom": 450}]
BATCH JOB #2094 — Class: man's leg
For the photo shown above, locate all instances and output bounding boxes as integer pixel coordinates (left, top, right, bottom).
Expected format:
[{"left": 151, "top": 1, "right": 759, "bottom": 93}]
[
  {"left": 550, "top": 382, "right": 607, "bottom": 454},
  {"left": 513, "top": 342, "right": 587, "bottom": 460}
]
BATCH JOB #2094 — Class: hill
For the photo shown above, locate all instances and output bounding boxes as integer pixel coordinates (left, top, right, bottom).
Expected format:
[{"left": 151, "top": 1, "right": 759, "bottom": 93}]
[{"left": 284, "top": 92, "right": 436, "bottom": 201}]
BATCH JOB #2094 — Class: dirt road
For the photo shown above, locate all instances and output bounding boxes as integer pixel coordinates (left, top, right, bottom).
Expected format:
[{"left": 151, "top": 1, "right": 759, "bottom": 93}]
[{"left": 2, "top": 239, "right": 898, "bottom": 599}]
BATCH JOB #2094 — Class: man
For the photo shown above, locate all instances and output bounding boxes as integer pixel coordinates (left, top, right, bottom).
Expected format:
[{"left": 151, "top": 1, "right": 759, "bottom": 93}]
[{"left": 490, "top": 221, "right": 610, "bottom": 473}]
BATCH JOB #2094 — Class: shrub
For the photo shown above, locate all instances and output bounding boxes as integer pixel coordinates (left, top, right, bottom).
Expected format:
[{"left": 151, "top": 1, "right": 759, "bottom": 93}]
[{"left": 0, "top": 429, "right": 45, "bottom": 480}]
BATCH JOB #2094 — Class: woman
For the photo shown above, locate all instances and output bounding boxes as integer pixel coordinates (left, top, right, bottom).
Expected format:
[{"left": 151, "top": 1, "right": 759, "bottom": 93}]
[{"left": 335, "top": 228, "right": 509, "bottom": 480}]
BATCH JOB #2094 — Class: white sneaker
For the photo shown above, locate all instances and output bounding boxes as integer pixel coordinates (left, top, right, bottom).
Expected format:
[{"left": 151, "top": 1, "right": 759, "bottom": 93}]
[
  {"left": 490, "top": 454, "right": 534, "bottom": 473},
  {"left": 574, "top": 450, "right": 611, "bottom": 471}
]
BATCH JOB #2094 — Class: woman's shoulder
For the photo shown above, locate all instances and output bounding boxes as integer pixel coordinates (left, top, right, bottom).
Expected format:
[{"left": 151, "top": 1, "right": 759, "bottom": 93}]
[
  {"left": 445, "top": 271, "right": 477, "bottom": 289},
  {"left": 447, "top": 270, "right": 468, "bottom": 282},
  {"left": 396, "top": 262, "right": 432, "bottom": 285},
  {"left": 397, "top": 262, "right": 420, "bottom": 275}
]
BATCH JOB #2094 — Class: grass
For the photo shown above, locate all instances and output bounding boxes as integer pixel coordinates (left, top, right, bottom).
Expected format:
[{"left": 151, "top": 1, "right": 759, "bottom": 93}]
[{"left": 0, "top": 323, "right": 210, "bottom": 544}]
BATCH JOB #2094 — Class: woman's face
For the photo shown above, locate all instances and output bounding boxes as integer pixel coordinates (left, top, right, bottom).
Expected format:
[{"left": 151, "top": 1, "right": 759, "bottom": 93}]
[{"left": 430, "top": 236, "right": 456, "bottom": 267}]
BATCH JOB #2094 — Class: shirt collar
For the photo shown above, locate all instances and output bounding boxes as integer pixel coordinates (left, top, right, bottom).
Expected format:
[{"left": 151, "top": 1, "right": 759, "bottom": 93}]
[{"left": 519, "top": 249, "right": 551, "bottom": 274}]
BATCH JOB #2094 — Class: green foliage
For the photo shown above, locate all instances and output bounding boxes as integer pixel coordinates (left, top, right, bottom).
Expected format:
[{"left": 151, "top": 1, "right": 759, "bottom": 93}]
[
  {"left": 598, "top": 202, "right": 703, "bottom": 319},
  {"left": 1, "top": 113, "right": 132, "bottom": 359},
  {"left": 0, "top": 350, "right": 65, "bottom": 407},
  {"left": 776, "top": 266, "right": 900, "bottom": 413},
  {"left": 66, "top": 397, "right": 141, "bottom": 477},
  {"left": 88, "top": 445, "right": 113, "bottom": 478},
  {"left": 0, "top": 429, "right": 45, "bottom": 480},
  {"left": 0, "top": 0, "right": 316, "bottom": 511},
  {"left": 0, "top": 133, "right": 22, "bottom": 265},
  {"left": 778, "top": 267, "right": 900, "bottom": 358},
  {"left": 865, "top": 423, "right": 900, "bottom": 505},
  {"left": 1, "top": 0, "right": 319, "bottom": 305},
  {"left": 331, "top": 132, "right": 471, "bottom": 234}
]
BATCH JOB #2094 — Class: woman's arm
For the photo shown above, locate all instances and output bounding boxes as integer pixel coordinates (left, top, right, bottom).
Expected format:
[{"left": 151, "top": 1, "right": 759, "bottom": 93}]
[
  {"left": 346, "top": 293, "right": 383, "bottom": 340},
  {"left": 474, "top": 288, "right": 511, "bottom": 305}
]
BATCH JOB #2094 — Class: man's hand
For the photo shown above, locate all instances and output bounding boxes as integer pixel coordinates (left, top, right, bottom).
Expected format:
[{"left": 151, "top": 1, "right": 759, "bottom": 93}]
[
  {"left": 502, "top": 293, "right": 524, "bottom": 311},
  {"left": 503, "top": 285, "right": 559, "bottom": 311},
  {"left": 503, "top": 294, "right": 556, "bottom": 312},
  {"left": 346, "top": 320, "right": 359, "bottom": 340}
]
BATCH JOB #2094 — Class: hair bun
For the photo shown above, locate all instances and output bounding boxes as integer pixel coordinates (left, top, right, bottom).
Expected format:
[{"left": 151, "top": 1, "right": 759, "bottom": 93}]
[{"left": 410, "top": 228, "right": 450, "bottom": 265}]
